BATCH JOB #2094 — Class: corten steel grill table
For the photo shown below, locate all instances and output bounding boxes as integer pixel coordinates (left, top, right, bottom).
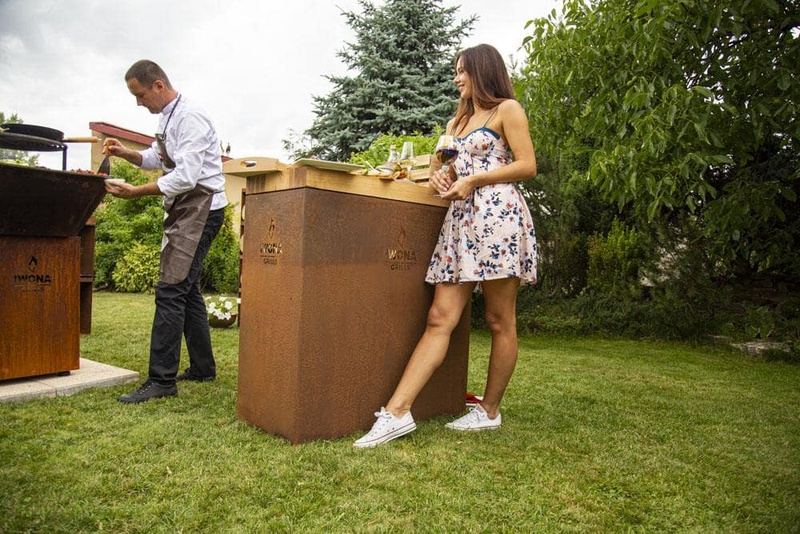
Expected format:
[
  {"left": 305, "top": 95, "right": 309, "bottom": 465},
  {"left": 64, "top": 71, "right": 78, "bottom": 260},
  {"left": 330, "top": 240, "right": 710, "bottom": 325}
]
[
  {"left": 0, "top": 162, "right": 106, "bottom": 381},
  {"left": 226, "top": 158, "right": 471, "bottom": 443}
]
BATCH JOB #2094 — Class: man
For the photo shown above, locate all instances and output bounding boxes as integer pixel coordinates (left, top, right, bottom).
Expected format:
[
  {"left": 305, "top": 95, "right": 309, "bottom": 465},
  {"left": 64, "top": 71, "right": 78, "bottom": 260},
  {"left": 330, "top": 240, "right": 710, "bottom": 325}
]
[{"left": 105, "top": 59, "right": 228, "bottom": 404}]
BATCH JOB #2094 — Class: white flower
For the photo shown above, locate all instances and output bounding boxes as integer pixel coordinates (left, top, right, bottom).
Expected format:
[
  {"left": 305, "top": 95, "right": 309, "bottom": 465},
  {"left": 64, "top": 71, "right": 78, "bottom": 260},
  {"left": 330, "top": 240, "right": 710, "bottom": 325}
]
[{"left": 205, "top": 295, "right": 238, "bottom": 321}]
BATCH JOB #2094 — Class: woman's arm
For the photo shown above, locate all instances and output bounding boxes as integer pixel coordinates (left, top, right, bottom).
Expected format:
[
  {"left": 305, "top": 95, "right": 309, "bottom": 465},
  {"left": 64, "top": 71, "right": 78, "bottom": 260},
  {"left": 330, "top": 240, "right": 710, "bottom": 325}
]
[{"left": 441, "top": 100, "right": 536, "bottom": 200}]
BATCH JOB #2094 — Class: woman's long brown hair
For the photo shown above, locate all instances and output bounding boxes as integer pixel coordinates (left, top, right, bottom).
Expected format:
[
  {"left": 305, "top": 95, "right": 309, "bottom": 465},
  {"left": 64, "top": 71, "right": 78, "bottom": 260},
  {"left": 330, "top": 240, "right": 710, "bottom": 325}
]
[{"left": 451, "top": 44, "right": 516, "bottom": 136}]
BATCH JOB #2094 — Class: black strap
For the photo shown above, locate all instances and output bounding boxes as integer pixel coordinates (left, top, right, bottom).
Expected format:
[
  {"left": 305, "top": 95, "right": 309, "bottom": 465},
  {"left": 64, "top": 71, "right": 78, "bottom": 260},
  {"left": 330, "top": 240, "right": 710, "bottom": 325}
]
[
  {"left": 157, "top": 94, "right": 182, "bottom": 169},
  {"left": 161, "top": 94, "right": 182, "bottom": 137},
  {"left": 482, "top": 106, "right": 499, "bottom": 127}
]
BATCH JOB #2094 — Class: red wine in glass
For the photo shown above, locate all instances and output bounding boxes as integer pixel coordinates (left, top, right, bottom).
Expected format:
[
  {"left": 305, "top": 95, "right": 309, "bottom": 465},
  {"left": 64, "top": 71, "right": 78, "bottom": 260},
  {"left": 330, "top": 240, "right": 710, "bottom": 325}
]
[{"left": 435, "top": 135, "right": 457, "bottom": 169}]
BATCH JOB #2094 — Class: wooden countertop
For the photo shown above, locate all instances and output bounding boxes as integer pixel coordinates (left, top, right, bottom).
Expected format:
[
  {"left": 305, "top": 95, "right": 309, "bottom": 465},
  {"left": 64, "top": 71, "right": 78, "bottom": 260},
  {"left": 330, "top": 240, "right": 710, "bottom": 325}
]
[{"left": 223, "top": 157, "right": 448, "bottom": 208}]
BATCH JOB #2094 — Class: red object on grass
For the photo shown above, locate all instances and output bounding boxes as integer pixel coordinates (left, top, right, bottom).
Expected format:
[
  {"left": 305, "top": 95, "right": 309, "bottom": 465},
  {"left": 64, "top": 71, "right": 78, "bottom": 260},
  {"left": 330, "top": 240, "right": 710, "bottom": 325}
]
[{"left": 465, "top": 392, "right": 483, "bottom": 406}]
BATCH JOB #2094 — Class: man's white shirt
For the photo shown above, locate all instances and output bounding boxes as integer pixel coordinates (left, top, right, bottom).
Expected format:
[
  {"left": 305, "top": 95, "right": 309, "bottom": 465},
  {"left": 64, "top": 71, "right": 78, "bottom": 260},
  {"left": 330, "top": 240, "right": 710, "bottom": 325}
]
[{"left": 140, "top": 95, "right": 228, "bottom": 211}]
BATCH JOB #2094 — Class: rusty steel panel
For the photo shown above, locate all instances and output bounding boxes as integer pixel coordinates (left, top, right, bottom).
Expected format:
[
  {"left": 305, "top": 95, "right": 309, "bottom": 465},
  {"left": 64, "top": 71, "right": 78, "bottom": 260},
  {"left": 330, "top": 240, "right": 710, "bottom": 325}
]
[
  {"left": 79, "top": 221, "right": 96, "bottom": 334},
  {"left": 238, "top": 187, "right": 470, "bottom": 443},
  {"left": 79, "top": 221, "right": 96, "bottom": 277},
  {"left": 0, "top": 162, "right": 106, "bottom": 237},
  {"left": 238, "top": 189, "right": 306, "bottom": 440},
  {"left": 1, "top": 163, "right": 101, "bottom": 376},
  {"left": 0, "top": 236, "right": 80, "bottom": 380}
]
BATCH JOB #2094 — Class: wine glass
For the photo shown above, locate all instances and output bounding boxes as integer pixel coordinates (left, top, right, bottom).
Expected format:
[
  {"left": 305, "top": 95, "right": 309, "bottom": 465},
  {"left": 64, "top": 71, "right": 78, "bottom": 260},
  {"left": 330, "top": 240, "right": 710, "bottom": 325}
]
[
  {"left": 399, "top": 141, "right": 415, "bottom": 179},
  {"left": 434, "top": 135, "right": 457, "bottom": 174}
]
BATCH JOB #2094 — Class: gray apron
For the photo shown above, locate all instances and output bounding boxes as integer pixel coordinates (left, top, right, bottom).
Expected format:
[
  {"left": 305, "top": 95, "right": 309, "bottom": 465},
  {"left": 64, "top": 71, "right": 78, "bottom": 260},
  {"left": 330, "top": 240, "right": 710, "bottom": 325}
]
[{"left": 160, "top": 184, "right": 214, "bottom": 284}]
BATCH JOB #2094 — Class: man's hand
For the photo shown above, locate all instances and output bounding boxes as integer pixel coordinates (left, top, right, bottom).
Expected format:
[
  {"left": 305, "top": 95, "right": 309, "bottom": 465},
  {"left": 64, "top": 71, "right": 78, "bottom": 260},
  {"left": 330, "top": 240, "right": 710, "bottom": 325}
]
[
  {"left": 103, "top": 138, "right": 126, "bottom": 156},
  {"left": 102, "top": 137, "right": 143, "bottom": 166},
  {"left": 105, "top": 180, "right": 161, "bottom": 199},
  {"left": 105, "top": 181, "right": 138, "bottom": 199}
]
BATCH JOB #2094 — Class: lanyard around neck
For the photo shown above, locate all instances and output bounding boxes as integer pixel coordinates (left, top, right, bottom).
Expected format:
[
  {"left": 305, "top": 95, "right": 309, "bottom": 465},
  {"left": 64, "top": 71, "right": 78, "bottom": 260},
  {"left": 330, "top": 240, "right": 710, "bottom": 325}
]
[{"left": 161, "top": 94, "right": 182, "bottom": 136}]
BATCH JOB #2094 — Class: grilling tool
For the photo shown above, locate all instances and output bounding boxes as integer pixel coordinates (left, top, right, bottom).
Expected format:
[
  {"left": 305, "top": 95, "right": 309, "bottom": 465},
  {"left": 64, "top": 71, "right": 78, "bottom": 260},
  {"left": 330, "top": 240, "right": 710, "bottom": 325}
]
[
  {"left": 97, "top": 154, "right": 111, "bottom": 175},
  {"left": 96, "top": 135, "right": 112, "bottom": 175}
]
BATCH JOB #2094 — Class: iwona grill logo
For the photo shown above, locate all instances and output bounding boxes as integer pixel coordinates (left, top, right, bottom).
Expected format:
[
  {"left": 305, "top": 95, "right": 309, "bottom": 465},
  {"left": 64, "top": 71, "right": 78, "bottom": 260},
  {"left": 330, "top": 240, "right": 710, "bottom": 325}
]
[
  {"left": 13, "top": 256, "right": 52, "bottom": 291},
  {"left": 259, "top": 218, "right": 283, "bottom": 265},
  {"left": 386, "top": 227, "right": 418, "bottom": 271}
]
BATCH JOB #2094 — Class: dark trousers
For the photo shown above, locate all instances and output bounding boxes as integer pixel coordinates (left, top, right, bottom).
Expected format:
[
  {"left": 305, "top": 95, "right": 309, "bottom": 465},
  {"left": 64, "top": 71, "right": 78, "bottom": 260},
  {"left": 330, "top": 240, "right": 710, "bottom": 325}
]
[{"left": 148, "top": 208, "right": 225, "bottom": 385}]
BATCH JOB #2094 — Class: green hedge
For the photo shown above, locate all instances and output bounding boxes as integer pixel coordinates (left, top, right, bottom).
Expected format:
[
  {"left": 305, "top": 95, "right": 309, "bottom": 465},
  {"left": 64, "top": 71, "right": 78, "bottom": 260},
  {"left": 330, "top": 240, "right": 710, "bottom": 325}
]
[
  {"left": 112, "top": 243, "right": 160, "bottom": 293},
  {"left": 95, "top": 160, "right": 239, "bottom": 294}
]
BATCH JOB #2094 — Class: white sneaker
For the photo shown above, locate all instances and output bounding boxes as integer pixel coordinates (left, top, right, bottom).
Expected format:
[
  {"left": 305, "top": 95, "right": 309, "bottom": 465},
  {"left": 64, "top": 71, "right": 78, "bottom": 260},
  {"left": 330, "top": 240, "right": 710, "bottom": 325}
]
[
  {"left": 445, "top": 404, "right": 501, "bottom": 431},
  {"left": 353, "top": 408, "right": 416, "bottom": 448}
]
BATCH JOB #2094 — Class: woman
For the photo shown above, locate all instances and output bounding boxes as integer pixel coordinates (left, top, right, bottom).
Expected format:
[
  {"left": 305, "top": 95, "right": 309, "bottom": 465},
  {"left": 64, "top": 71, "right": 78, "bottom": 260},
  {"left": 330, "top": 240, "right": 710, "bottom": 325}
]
[{"left": 354, "top": 44, "right": 538, "bottom": 448}]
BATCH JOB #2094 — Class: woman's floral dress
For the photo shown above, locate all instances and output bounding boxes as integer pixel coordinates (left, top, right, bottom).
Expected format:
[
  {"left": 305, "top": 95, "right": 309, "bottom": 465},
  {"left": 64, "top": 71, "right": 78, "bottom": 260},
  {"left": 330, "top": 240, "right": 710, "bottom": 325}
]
[{"left": 425, "top": 127, "right": 538, "bottom": 286}]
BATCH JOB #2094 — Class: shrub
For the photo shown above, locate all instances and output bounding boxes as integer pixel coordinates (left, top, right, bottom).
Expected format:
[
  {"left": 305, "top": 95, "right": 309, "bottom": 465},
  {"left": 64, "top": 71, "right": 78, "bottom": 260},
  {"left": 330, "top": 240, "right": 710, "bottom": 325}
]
[
  {"left": 538, "top": 230, "right": 588, "bottom": 297},
  {"left": 517, "top": 289, "right": 718, "bottom": 340},
  {"left": 94, "top": 161, "right": 162, "bottom": 289},
  {"left": 95, "top": 161, "right": 240, "bottom": 294},
  {"left": 202, "top": 205, "right": 239, "bottom": 294},
  {"left": 349, "top": 130, "right": 442, "bottom": 167},
  {"left": 759, "top": 346, "right": 800, "bottom": 365},
  {"left": 587, "top": 220, "right": 648, "bottom": 298},
  {"left": 719, "top": 293, "right": 800, "bottom": 343},
  {"left": 112, "top": 243, "right": 160, "bottom": 293}
]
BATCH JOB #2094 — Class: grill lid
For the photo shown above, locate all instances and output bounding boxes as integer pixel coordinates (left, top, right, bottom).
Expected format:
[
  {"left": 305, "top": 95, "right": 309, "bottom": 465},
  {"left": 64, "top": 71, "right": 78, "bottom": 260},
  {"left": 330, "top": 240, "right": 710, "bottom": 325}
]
[
  {"left": 1, "top": 123, "right": 64, "bottom": 141},
  {"left": 0, "top": 131, "right": 66, "bottom": 152}
]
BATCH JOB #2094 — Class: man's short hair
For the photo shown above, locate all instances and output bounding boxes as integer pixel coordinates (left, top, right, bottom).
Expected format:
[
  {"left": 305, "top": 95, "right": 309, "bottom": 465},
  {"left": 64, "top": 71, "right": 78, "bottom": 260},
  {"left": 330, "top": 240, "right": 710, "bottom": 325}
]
[{"left": 125, "top": 60, "right": 172, "bottom": 88}]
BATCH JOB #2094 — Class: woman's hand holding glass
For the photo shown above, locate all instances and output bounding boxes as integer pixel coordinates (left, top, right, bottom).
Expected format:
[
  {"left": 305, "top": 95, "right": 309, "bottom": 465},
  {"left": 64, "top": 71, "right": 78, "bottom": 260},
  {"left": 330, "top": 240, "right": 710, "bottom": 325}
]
[
  {"left": 440, "top": 174, "right": 475, "bottom": 200},
  {"left": 432, "top": 135, "right": 458, "bottom": 196},
  {"left": 434, "top": 135, "right": 457, "bottom": 170},
  {"left": 430, "top": 167, "right": 454, "bottom": 195}
]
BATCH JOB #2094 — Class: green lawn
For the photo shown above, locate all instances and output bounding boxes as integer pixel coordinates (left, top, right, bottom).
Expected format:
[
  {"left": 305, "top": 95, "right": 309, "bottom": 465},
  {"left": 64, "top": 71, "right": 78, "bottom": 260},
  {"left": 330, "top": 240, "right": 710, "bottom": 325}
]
[{"left": 1, "top": 292, "right": 799, "bottom": 532}]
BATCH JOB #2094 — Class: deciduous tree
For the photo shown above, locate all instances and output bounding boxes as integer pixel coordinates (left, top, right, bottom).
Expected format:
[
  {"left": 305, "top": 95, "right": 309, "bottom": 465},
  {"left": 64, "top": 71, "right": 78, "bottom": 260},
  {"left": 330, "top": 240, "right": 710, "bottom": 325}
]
[
  {"left": 519, "top": 0, "right": 799, "bottom": 279},
  {"left": 0, "top": 112, "right": 39, "bottom": 166}
]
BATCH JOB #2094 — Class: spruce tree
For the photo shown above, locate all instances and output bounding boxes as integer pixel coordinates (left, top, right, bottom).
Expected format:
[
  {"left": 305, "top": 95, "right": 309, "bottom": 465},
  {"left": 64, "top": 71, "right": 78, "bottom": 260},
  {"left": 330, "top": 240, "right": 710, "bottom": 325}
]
[{"left": 289, "top": 0, "right": 476, "bottom": 161}]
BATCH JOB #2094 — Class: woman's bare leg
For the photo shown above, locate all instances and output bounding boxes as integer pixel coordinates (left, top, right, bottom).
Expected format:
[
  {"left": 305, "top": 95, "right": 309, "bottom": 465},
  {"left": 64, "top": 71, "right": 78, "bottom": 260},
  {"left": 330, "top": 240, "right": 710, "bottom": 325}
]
[
  {"left": 385, "top": 282, "right": 475, "bottom": 416},
  {"left": 478, "top": 277, "right": 521, "bottom": 418}
]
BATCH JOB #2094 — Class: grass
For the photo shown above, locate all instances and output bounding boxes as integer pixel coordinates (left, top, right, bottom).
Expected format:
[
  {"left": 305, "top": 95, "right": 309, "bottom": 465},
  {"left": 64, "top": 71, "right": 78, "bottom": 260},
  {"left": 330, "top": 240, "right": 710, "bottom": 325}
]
[{"left": 1, "top": 292, "right": 799, "bottom": 532}]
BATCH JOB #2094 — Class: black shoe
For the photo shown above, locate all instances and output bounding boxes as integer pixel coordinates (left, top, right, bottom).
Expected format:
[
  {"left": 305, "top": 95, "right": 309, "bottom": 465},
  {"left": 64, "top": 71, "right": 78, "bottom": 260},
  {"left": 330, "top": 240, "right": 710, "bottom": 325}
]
[
  {"left": 176, "top": 369, "right": 216, "bottom": 382},
  {"left": 118, "top": 380, "right": 177, "bottom": 404}
]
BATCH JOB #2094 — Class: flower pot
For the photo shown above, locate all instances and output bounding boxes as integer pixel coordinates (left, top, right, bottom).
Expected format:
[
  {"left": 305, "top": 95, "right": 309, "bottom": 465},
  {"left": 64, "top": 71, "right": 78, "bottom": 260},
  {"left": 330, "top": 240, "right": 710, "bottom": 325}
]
[{"left": 209, "top": 314, "right": 238, "bottom": 328}]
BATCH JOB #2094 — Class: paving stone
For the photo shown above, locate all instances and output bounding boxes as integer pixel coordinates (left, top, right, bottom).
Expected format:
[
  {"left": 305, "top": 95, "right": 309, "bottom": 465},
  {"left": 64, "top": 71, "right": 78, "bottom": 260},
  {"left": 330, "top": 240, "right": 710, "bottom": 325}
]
[
  {"left": 0, "top": 380, "right": 57, "bottom": 403},
  {"left": 731, "top": 341, "right": 792, "bottom": 356},
  {"left": 0, "top": 358, "right": 139, "bottom": 403}
]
